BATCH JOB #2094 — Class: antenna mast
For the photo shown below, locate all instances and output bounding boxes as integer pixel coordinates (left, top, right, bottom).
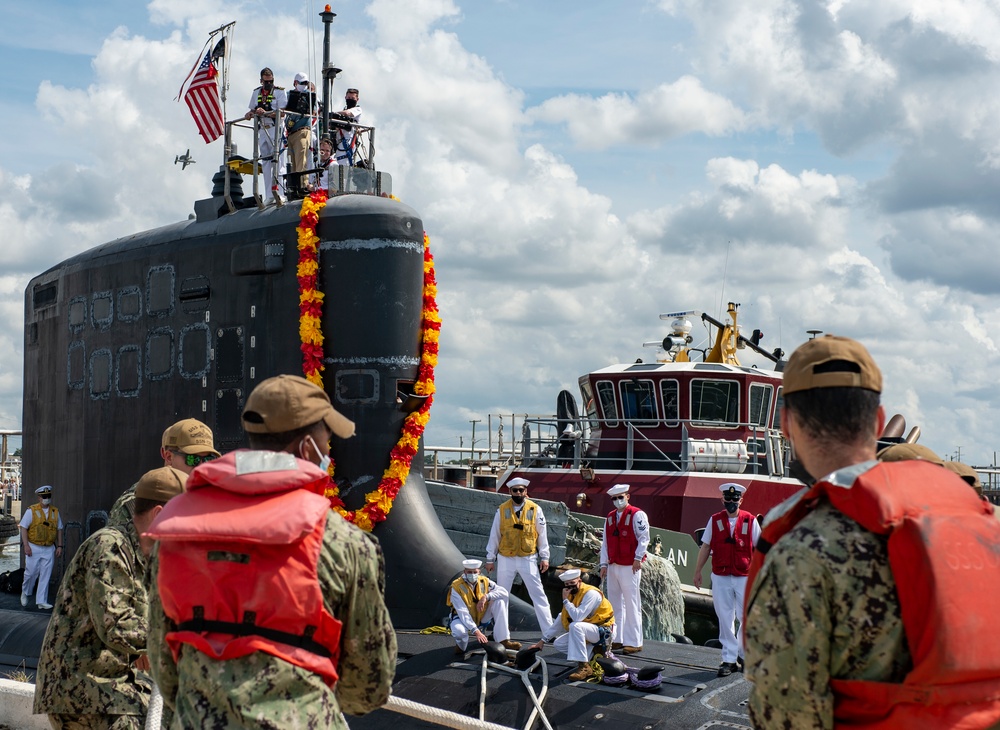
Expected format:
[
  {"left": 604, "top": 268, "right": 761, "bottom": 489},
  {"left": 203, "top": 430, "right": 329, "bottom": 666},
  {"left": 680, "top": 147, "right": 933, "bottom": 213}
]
[{"left": 319, "top": 5, "right": 342, "bottom": 140}]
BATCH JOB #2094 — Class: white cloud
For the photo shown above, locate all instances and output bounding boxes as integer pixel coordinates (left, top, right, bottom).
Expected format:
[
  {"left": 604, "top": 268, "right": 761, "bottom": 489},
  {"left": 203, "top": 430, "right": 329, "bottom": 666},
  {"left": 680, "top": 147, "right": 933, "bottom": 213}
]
[
  {"left": 530, "top": 76, "right": 746, "bottom": 149},
  {"left": 7, "top": 0, "right": 1000, "bottom": 471}
]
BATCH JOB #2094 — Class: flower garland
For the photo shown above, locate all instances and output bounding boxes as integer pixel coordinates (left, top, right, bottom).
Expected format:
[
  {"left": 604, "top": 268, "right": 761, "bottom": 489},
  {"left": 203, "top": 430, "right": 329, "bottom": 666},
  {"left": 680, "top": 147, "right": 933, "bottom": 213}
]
[
  {"left": 296, "top": 190, "right": 328, "bottom": 385},
  {"left": 296, "top": 191, "right": 440, "bottom": 532}
]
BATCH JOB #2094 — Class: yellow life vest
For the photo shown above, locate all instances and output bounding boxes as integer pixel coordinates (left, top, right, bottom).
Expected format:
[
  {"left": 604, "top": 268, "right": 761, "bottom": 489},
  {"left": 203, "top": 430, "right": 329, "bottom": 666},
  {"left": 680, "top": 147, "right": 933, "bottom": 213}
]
[
  {"left": 561, "top": 582, "right": 614, "bottom": 631},
  {"left": 26, "top": 504, "right": 59, "bottom": 546},
  {"left": 446, "top": 575, "right": 492, "bottom": 625},
  {"left": 497, "top": 499, "right": 539, "bottom": 557}
]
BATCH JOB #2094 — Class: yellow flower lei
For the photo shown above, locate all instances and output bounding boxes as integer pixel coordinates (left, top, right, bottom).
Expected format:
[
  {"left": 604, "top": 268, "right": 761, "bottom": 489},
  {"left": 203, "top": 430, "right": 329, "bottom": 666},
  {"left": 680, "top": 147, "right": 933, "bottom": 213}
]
[{"left": 296, "top": 191, "right": 439, "bottom": 531}]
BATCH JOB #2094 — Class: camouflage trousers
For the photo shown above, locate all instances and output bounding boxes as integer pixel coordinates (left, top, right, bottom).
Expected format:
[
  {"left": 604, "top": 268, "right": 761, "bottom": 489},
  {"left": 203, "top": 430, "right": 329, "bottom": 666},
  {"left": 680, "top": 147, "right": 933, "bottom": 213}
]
[{"left": 48, "top": 713, "right": 144, "bottom": 730}]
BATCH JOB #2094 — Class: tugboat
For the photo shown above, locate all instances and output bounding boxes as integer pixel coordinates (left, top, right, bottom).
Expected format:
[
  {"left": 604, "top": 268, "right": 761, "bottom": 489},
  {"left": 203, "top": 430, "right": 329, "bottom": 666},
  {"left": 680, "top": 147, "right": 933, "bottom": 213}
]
[{"left": 499, "top": 303, "right": 804, "bottom": 536}]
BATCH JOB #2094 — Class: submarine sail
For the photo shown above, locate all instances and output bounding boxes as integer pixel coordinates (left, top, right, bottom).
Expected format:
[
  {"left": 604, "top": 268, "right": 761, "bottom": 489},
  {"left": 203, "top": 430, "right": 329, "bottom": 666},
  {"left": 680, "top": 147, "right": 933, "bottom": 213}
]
[{"left": 22, "top": 191, "right": 486, "bottom": 629}]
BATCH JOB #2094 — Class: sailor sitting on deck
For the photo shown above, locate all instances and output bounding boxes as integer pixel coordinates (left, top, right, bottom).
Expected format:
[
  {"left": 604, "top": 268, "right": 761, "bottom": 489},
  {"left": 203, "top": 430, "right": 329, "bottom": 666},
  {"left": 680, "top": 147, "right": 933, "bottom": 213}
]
[
  {"left": 447, "top": 559, "right": 521, "bottom": 656},
  {"left": 527, "top": 568, "right": 615, "bottom": 682}
]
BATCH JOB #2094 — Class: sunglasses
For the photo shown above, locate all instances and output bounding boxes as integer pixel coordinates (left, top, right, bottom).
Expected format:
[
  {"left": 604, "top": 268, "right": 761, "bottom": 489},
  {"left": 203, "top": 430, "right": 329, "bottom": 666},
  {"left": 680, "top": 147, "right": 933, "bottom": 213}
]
[
  {"left": 510, "top": 488, "right": 526, "bottom": 494},
  {"left": 723, "top": 496, "right": 741, "bottom": 503},
  {"left": 178, "top": 453, "right": 218, "bottom": 467}
]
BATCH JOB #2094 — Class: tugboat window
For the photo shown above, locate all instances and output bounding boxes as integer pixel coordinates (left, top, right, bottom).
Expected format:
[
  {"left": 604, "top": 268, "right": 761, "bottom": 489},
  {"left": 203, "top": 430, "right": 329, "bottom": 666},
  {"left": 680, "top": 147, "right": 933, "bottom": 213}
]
[
  {"left": 595, "top": 381, "right": 619, "bottom": 428},
  {"left": 660, "top": 380, "right": 679, "bottom": 426},
  {"left": 772, "top": 387, "right": 784, "bottom": 430},
  {"left": 336, "top": 370, "right": 379, "bottom": 405},
  {"left": 619, "top": 379, "right": 657, "bottom": 426},
  {"left": 580, "top": 379, "right": 600, "bottom": 433},
  {"left": 690, "top": 379, "right": 739, "bottom": 427},
  {"left": 749, "top": 383, "right": 773, "bottom": 428}
]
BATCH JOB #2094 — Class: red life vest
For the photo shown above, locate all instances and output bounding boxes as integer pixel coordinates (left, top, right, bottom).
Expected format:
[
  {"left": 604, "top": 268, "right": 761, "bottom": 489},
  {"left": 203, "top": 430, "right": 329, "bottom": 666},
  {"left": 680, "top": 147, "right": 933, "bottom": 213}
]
[
  {"left": 708, "top": 509, "right": 754, "bottom": 577},
  {"left": 746, "top": 460, "right": 1000, "bottom": 729},
  {"left": 147, "top": 450, "right": 343, "bottom": 687},
  {"left": 605, "top": 505, "right": 644, "bottom": 566}
]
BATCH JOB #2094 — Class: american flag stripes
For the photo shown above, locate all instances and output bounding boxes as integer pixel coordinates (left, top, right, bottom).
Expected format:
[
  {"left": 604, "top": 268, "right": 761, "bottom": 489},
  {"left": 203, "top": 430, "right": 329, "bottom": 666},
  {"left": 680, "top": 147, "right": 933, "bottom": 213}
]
[{"left": 184, "top": 51, "right": 224, "bottom": 143}]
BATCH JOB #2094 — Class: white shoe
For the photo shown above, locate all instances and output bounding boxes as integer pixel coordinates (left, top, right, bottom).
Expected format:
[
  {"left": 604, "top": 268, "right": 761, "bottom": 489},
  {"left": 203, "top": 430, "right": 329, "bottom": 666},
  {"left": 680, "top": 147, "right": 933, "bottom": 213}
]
[
  {"left": 20, "top": 593, "right": 27, "bottom": 607},
  {"left": 37, "top": 603, "right": 53, "bottom": 610}
]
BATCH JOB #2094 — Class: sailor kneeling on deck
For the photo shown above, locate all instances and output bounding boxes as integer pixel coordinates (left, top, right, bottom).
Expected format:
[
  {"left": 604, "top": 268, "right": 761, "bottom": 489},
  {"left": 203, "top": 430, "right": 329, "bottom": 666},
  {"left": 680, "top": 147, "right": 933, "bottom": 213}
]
[
  {"left": 532, "top": 569, "right": 615, "bottom": 682},
  {"left": 447, "top": 559, "right": 521, "bottom": 655}
]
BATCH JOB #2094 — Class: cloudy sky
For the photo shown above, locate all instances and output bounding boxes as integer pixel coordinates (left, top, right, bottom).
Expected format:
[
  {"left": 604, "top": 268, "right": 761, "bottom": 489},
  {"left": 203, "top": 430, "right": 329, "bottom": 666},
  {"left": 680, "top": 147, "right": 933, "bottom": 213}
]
[{"left": 4, "top": 0, "right": 1000, "bottom": 469}]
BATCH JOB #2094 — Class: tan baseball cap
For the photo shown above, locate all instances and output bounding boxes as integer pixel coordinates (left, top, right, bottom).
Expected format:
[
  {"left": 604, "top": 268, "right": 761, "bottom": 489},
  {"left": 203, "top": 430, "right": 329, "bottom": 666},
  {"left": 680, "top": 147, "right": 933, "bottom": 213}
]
[
  {"left": 242, "top": 374, "right": 356, "bottom": 438},
  {"left": 162, "top": 419, "right": 220, "bottom": 456},
  {"left": 135, "top": 466, "right": 187, "bottom": 502},
  {"left": 783, "top": 335, "right": 882, "bottom": 395},
  {"left": 942, "top": 460, "right": 982, "bottom": 495},
  {"left": 876, "top": 442, "right": 944, "bottom": 466}
]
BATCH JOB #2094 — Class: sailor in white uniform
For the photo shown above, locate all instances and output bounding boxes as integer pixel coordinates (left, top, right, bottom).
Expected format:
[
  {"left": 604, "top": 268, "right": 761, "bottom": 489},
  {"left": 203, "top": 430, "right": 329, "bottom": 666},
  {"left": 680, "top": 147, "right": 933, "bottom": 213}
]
[
  {"left": 599, "top": 483, "right": 649, "bottom": 653},
  {"left": 243, "top": 67, "right": 287, "bottom": 200},
  {"left": 485, "top": 477, "right": 554, "bottom": 634},
  {"left": 446, "top": 559, "right": 520, "bottom": 654},
  {"left": 693, "top": 482, "right": 761, "bottom": 676}
]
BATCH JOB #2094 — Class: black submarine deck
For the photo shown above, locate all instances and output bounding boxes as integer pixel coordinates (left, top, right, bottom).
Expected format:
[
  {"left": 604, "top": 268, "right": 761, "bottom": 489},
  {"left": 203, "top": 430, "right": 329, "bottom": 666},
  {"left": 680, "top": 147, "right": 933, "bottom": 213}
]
[
  {"left": 352, "top": 630, "right": 753, "bottom": 729},
  {"left": 0, "top": 607, "right": 752, "bottom": 728}
]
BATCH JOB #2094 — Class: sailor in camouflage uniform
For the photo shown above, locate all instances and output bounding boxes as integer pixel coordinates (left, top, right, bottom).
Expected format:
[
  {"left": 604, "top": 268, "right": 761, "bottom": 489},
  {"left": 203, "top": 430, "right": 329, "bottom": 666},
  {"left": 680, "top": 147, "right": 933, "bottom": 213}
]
[
  {"left": 146, "top": 375, "right": 396, "bottom": 730},
  {"left": 743, "top": 337, "right": 910, "bottom": 729},
  {"left": 107, "top": 418, "right": 219, "bottom": 527},
  {"left": 33, "top": 466, "right": 187, "bottom": 729}
]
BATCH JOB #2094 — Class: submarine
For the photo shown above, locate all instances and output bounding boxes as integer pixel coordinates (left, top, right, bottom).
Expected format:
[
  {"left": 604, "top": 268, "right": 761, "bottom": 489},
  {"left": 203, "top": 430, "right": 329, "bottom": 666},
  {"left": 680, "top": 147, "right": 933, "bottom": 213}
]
[
  {"left": 2, "top": 9, "right": 760, "bottom": 728},
  {"left": 17, "top": 7, "right": 534, "bottom": 634}
]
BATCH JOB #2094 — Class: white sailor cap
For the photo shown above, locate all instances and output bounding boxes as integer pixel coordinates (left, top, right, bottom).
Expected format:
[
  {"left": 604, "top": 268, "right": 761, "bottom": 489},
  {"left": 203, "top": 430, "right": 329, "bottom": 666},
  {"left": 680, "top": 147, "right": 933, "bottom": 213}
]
[
  {"left": 607, "top": 484, "right": 630, "bottom": 497},
  {"left": 507, "top": 477, "right": 529, "bottom": 489},
  {"left": 720, "top": 483, "right": 747, "bottom": 498},
  {"left": 559, "top": 569, "right": 582, "bottom": 582},
  {"left": 462, "top": 559, "right": 482, "bottom": 571},
  {"left": 35, "top": 485, "right": 52, "bottom": 495},
  {"left": 294, "top": 72, "right": 309, "bottom": 84}
]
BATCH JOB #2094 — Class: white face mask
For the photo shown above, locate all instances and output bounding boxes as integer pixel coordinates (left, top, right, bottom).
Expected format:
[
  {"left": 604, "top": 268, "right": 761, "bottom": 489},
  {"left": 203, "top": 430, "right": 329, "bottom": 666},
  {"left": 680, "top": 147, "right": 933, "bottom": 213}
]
[
  {"left": 463, "top": 572, "right": 478, "bottom": 584},
  {"left": 302, "top": 435, "right": 331, "bottom": 473},
  {"left": 613, "top": 496, "right": 627, "bottom": 509},
  {"left": 41, "top": 497, "right": 51, "bottom": 506}
]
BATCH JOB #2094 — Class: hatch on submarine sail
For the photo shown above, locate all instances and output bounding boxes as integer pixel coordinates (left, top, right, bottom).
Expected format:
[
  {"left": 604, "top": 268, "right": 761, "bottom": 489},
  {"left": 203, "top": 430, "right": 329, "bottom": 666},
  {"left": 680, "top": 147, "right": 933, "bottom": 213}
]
[{"left": 20, "top": 7, "right": 536, "bottom": 632}]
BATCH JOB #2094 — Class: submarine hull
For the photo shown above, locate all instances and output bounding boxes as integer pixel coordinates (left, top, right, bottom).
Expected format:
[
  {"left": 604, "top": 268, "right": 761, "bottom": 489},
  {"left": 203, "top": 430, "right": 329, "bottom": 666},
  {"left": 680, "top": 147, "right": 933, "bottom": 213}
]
[{"left": 21, "top": 194, "right": 521, "bottom": 630}]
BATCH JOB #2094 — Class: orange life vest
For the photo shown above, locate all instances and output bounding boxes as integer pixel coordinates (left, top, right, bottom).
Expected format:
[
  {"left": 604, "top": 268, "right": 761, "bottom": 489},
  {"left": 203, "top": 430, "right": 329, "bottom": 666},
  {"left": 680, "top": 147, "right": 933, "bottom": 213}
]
[
  {"left": 708, "top": 509, "right": 754, "bottom": 577},
  {"left": 746, "top": 460, "right": 1000, "bottom": 729},
  {"left": 148, "top": 450, "right": 343, "bottom": 686}
]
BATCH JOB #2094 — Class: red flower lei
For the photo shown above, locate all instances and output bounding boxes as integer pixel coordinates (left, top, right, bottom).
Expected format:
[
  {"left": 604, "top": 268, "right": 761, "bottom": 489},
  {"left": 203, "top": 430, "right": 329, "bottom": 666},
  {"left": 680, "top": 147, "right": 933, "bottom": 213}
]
[{"left": 296, "top": 190, "right": 439, "bottom": 531}]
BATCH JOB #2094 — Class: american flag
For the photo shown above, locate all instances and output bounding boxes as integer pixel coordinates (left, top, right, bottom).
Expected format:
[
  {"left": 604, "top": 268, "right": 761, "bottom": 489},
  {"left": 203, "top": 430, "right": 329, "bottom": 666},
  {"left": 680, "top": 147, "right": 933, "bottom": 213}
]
[{"left": 184, "top": 51, "right": 224, "bottom": 143}]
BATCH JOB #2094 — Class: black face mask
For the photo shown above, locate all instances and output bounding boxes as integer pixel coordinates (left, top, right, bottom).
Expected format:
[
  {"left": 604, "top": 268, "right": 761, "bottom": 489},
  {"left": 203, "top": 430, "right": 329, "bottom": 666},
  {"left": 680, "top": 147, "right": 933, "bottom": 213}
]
[
  {"left": 345, "top": 98, "right": 357, "bottom": 108},
  {"left": 262, "top": 80, "right": 274, "bottom": 90},
  {"left": 569, "top": 586, "right": 579, "bottom": 595},
  {"left": 511, "top": 495, "right": 525, "bottom": 505},
  {"left": 724, "top": 501, "right": 739, "bottom": 514}
]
